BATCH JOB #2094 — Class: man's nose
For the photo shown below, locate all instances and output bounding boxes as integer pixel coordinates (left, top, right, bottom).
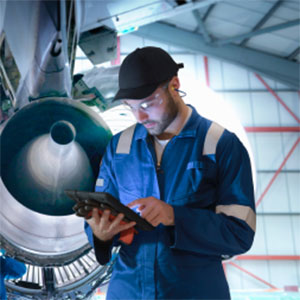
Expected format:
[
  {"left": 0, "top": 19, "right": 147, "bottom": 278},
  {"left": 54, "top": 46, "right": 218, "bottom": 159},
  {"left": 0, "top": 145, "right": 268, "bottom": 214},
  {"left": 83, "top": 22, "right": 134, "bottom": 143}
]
[{"left": 135, "top": 109, "right": 148, "bottom": 123}]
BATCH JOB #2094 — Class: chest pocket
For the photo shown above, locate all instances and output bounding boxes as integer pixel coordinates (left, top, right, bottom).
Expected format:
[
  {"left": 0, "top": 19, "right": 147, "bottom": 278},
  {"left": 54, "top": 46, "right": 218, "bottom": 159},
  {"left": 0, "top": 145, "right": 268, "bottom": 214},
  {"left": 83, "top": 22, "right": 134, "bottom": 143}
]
[
  {"left": 187, "top": 160, "right": 216, "bottom": 189},
  {"left": 114, "top": 125, "right": 142, "bottom": 202},
  {"left": 170, "top": 121, "right": 224, "bottom": 207},
  {"left": 114, "top": 155, "right": 141, "bottom": 200},
  {"left": 171, "top": 159, "right": 217, "bottom": 206}
]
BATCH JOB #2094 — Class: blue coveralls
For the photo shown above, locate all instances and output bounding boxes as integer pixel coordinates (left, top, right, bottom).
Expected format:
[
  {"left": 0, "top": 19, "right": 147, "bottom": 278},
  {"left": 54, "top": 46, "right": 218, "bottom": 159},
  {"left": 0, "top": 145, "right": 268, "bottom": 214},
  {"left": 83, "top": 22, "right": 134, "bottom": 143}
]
[
  {"left": 85, "top": 106, "right": 256, "bottom": 299},
  {"left": 0, "top": 256, "right": 27, "bottom": 300}
]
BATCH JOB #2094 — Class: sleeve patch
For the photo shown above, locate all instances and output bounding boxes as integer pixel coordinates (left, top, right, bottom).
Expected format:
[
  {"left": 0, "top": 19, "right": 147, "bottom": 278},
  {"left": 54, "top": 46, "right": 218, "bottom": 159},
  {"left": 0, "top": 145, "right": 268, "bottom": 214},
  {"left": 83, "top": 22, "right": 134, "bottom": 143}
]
[{"left": 96, "top": 178, "right": 104, "bottom": 187}]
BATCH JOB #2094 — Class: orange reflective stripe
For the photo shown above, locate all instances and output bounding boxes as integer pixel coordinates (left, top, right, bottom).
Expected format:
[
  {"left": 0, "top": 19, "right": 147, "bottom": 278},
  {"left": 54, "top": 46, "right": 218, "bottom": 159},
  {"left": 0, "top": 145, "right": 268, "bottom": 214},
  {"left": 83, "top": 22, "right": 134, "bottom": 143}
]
[
  {"left": 203, "top": 122, "right": 224, "bottom": 155},
  {"left": 216, "top": 204, "right": 256, "bottom": 232}
]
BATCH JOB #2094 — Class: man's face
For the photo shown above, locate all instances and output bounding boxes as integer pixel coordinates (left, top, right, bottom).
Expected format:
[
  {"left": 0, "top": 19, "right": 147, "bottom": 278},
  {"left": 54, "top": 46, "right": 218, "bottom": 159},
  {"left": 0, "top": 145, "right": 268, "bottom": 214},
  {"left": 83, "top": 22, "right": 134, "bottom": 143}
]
[{"left": 123, "top": 85, "right": 178, "bottom": 136}]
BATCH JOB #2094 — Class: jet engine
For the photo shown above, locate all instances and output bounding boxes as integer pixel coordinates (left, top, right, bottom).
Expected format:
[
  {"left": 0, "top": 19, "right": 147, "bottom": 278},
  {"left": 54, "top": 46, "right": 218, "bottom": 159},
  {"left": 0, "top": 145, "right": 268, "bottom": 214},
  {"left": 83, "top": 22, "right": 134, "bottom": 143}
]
[{"left": 0, "top": 97, "right": 115, "bottom": 299}]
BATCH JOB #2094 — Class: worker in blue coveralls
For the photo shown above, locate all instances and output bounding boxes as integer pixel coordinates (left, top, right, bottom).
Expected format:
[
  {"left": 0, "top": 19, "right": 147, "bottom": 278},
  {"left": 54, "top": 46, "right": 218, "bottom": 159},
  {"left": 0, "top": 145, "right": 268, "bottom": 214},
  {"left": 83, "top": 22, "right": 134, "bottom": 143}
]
[
  {"left": 83, "top": 47, "right": 256, "bottom": 299},
  {"left": 0, "top": 249, "right": 27, "bottom": 300}
]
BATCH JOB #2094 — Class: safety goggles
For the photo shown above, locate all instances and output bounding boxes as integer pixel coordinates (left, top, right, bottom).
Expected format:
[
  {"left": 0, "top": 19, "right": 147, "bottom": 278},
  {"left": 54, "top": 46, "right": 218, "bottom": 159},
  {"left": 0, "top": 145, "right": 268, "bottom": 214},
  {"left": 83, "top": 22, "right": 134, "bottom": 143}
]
[{"left": 123, "top": 83, "right": 168, "bottom": 113}]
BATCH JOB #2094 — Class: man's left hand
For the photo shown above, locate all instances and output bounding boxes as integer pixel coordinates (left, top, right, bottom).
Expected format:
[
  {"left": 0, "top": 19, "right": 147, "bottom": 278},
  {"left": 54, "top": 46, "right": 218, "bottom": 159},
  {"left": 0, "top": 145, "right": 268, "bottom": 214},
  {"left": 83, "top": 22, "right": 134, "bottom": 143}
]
[{"left": 128, "top": 197, "right": 174, "bottom": 227}]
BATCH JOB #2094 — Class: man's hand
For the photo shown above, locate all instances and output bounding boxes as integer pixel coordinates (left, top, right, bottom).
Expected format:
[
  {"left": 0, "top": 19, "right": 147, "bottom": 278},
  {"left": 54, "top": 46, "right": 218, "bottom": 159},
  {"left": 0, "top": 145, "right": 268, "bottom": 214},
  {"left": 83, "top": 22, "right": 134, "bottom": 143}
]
[
  {"left": 128, "top": 197, "right": 174, "bottom": 227},
  {"left": 86, "top": 208, "right": 136, "bottom": 242}
]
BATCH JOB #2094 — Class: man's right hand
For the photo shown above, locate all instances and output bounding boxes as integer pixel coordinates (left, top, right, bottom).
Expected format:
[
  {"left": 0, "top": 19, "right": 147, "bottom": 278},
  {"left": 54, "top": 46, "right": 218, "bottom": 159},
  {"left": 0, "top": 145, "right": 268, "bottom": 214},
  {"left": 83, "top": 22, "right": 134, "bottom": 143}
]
[{"left": 86, "top": 208, "right": 136, "bottom": 242}]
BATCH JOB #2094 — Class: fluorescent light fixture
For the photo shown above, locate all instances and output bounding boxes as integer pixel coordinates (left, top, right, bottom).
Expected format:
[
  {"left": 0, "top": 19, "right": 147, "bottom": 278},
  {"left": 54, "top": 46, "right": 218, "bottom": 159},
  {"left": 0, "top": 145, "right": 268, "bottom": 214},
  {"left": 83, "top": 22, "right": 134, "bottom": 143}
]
[{"left": 117, "top": 26, "right": 139, "bottom": 36}]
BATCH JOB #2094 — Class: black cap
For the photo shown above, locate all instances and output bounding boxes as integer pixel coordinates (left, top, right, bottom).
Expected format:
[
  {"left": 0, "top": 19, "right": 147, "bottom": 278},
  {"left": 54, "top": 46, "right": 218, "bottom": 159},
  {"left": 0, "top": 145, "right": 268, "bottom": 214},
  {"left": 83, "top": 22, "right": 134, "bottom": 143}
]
[{"left": 114, "top": 47, "right": 184, "bottom": 101}]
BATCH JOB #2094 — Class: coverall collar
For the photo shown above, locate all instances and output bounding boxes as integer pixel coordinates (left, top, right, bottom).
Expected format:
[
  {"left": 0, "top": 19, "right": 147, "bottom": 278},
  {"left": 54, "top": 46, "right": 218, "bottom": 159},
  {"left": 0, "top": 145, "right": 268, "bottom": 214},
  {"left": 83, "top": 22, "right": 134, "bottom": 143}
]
[{"left": 134, "top": 105, "right": 201, "bottom": 141}]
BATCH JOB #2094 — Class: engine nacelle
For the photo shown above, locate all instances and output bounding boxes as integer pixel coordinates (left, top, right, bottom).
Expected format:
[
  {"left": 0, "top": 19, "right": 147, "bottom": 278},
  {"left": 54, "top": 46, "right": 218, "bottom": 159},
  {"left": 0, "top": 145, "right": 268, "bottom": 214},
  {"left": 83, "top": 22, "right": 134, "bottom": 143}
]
[{"left": 0, "top": 97, "right": 112, "bottom": 266}]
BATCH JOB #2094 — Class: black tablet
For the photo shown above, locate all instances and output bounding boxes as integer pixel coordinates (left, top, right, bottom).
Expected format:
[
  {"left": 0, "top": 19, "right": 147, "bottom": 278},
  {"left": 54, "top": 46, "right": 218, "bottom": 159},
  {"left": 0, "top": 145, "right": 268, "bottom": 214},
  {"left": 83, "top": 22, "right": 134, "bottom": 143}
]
[{"left": 65, "top": 190, "right": 154, "bottom": 231}]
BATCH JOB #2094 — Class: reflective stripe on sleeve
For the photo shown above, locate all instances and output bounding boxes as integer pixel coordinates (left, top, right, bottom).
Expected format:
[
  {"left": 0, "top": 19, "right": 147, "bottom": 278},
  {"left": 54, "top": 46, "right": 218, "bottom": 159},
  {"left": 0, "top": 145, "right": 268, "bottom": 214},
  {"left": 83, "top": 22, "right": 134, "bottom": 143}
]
[
  {"left": 96, "top": 178, "right": 104, "bottom": 187},
  {"left": 116, "top": 124, "right": 136, "bottom": 154},
  {"left": 203, "top": 122, "right": 224, "bottom": 155},
  {"left": 216, "top": 204, "right": 256, "bottom": 232}
]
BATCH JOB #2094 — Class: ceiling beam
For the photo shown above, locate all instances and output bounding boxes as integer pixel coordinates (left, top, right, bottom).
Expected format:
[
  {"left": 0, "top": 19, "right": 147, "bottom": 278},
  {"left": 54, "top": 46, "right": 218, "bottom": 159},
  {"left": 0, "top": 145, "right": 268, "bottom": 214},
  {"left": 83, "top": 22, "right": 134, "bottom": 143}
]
[
  {"left": 240, "top": 0, "right": 283, "bottom": 46},
  {"left": 202, "top": 3, "right": 216, "bottom": 22},
  {"left": 134, "top": 22, "right": 300, "bottom": 89},
  {"left": 216, "top": 19, "right": 299, "bottom": 46},
  {"left": 192, "top": 10, "right": 212, "bottom": 43},
  {"left": 287, "top": 46, "right": 300, "bottom": 60}
]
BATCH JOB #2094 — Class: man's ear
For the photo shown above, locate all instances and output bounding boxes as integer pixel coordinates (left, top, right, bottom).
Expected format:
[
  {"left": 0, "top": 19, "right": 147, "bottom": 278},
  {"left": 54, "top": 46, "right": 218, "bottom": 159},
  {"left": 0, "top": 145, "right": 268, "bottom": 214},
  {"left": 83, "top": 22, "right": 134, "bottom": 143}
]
[{"left": 169, "top": 76, "right": 180, "bottom": 92}]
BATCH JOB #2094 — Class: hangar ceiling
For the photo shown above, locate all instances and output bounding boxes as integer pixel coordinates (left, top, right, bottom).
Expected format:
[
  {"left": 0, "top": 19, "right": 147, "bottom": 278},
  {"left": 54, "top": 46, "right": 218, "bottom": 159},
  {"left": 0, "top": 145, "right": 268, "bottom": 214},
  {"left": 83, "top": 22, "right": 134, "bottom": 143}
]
[{"left": 80, "top": 0, "right": 300, "bottom": 89}]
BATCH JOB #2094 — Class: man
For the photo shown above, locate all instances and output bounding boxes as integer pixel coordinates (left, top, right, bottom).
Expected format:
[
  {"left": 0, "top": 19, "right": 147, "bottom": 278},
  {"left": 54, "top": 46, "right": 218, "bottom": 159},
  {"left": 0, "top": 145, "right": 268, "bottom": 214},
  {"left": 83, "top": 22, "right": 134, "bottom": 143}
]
[{"left": 84, "top": 47, "right": 256, "bottom": 299}]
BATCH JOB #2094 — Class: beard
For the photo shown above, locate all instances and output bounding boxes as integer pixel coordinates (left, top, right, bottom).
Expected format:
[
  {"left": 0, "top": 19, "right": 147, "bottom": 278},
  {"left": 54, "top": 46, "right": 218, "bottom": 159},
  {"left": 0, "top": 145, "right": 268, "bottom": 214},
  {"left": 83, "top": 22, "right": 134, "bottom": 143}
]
[{"left": 143, "top": 91, "right": 178, "bottom": 136}]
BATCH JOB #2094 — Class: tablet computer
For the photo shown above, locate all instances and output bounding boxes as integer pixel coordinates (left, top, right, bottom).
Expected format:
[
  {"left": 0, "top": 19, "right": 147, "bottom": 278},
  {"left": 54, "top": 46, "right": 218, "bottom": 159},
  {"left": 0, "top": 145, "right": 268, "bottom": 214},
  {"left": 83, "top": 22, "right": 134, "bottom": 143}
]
[{"left": 65, "top": 190, "right": 154, "bottom": 231}]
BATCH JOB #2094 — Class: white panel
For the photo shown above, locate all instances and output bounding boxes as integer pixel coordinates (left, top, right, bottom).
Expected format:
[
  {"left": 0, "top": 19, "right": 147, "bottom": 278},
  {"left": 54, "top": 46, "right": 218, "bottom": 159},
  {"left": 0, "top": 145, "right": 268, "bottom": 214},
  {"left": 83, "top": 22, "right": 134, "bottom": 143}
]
[
  {"left": 142, "top": 38, "right": 190, "bottom": 55},
  {"left": 264, "top": 216, "right": 296, "bottom": 255},
  {"left": 143, "top": 38, "right": 170, "bottom": 50},
  {"left": 292, "top": 216, "right": 300, "bottom": 255},
  {"left": 246, "top": 134, "right": 258, "bottom": 165},
  {"left": 246, "top": 216, "right": 268, "bottom": 255},
  {"left": 73, "top": 58, "right": 94, "bottom": 74},
  {"left": 227, "top": 1, "right": 273, "bottom": 15},
  {"left": 207, "top": 58, "right": 224, "bottom": 90},
  {"left": 227, "top": 261, "right": 270, "bottom": 289},
  {"left": 252, "top": 92, "right": 281, "bottom": 125},
  {"left": 222, "top": 62, "right": 249, "bottom": 89},
  {"left": 171, "top": 54, "right": 199, "bottom": 95},
  {"left": 277, "top": 92, "right": 300, "bottom": 125},
  {"left": 287, "top": 173, "right": 300, "bottom": 213},
  {"left": 225, "top": 262, "right": 242, "bottom": 289},
  {"left": 120, "top": 34, "right": 144, "bottom": 53},
  {"left": 209, "top": 2, "right": 263, "bottom": 28},
  {"left": 240, "top": 261, "right": 271, "bottom": 289},
  {"left": 119, "top": 54, "right": 126, "bottom": 65},
  {"left": 255, "top": 173, "right": 273, "bottom": 214},
  {"left": 224, "top": 92, "right": 253, "bottom": 126},
  {"left": 168, "top": 45, "right": 194, "bottom": 53},
  {"left": 255, "top": 134, "right": 285, "bottom": 169},
  {"left": 265, "top": 16, "right": 300, "bottom": 39},
  {"left": 206, "top": 17, "right": 250, "bottom": 39},
  {"left": 193, "top": 54, "right": 206, "bottom": 86},
  {"left": 164, "top": 12, "right": 198, "bottom": 32},
  {"left": 275, "top": 81, "right": 291, "bottom": 89},
  {"left": 269, "top": 261, "right": 300, "bottom": 287},
  {"left": 231, "top": 260, "right": 300, "bottom": 289},
  {"left": 259, "top": 173, "right": 290, "bottom": 213},
  {"left": 74, "top": 47, "right": 94, "bottom": 73},
  {"left": 282, "top": 0, "right": 300, "bottom": 10},
  {"left": 249, "top": 73, "right": 277, "bottom": 90},
  {"left": 282, "top": 133, "right": 300, "bottom": 170},
  {"left": 247, "top": 34, "right": 299, "bottom": 58}
]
